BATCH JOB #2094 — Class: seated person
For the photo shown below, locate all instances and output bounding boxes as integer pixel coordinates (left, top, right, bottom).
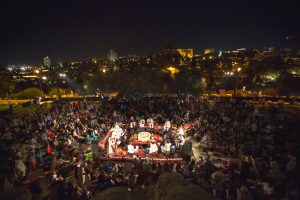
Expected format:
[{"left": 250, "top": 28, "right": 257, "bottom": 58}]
[
  {"left": 91, "top": 133, "right": 98, "bottom": 140},
  {"left": 130, "top": 116, "right": 136, "bottom": 128},
  {"left": 115, "top": 147, "right": 127, "bottom": 157},
  {"left": 135, "top": 146, "right": 145, "bottom": 157},
  {"left": 139, "top": 119, "right": 145, "bottom": 128},
  {"left": 164, "top": 120, "right": 171, "bottom": 132},
  {"left": 127, "top": 143, "right": 138, "bottom": 154},
  {"left": 149, "top": 141, "right": 158, "bottom": 154},
  {"left": 163, "top": 140, "right": 172, "bottom": 154},
  {"left": 147, "top": 118, "right": 154, "bottom": 128}
]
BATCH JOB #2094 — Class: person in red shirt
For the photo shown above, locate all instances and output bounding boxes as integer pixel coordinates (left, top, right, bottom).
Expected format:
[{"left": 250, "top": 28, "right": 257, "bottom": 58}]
[
  {"left": 46, "top": 145, "right": 52, "bottom": 154},
  {"left": 135, "top": 146, "right": 145, "bottom": 157},
  {"left": 115, "top": 147, "right": 127, "bottom": 157}
]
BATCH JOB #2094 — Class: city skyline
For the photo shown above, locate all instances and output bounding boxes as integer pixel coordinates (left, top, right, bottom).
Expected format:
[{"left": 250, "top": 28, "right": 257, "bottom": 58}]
[{"left": 1, "top": 0, "right": 299, "bottom": 65}]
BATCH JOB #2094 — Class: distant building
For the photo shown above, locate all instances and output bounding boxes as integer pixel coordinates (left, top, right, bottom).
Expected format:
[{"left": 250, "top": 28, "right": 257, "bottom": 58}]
[
  {"left": 108, "top": 49, "right": 118, "bottom": 61},
  {"left": 176, "top": 49, "right": 194, "bottom": 59},
  {"left": 204, "top": 48, "right": 215, "bottom": 55},
  {"left": 43, "top": 56, "right": 51, "bottom": 67}
]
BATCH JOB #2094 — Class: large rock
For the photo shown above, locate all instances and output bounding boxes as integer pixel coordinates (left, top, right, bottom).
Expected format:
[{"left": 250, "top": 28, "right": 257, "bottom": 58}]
[
  {"left": 93, "top": 172, "right": 214, "bottom": 200},
  {"left": 155, "top": 172, "right": 214, "bottom": 200},
  {"left": 92, "top": 187, "right": 132, "bottom": 200},
  {"left": 0, "top": 187, "right": 32, "bottom": 200}
]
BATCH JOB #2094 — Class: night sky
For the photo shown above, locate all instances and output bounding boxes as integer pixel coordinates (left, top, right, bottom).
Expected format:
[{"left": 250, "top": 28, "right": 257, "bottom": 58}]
[{"left": 1, "top": 0, "right": 299, "bottom": 65}]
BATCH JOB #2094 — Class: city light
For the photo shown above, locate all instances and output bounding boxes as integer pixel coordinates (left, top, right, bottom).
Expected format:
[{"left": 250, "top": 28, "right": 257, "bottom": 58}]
[
  {"left": 166, "top": 67, "right": 179, "bottom": 75},
  {"left": 59, "top": 73, "right": 66, "bottom": 77},
  {"left": 218, "top": 51, "right": 223, "bottom": 57},
  {"left": 102, "top": 69, "right": 107, "bottom": 73},
  {"left": 42, "top": 76, "right": 47, "bottom": 80},
  {"left": 237, "top": 67, "right": 241, "bottom": 72},
  {"left": 35, "top": 69, "right": 40, "bottom": 74}
]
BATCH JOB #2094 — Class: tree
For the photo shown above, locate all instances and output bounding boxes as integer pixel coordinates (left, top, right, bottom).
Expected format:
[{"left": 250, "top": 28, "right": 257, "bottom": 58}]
[
  {"left": 9, "top": 87, "right": 42, "bottom": 99},
  {"left": 276, "top": 72, "right": 300, "bottom": 96},
  {"left": 48, "top": 87, "right": 66, "bottom": 97},
  {"left": 0, "top": 73, "right": 15, "bottom": 97}
]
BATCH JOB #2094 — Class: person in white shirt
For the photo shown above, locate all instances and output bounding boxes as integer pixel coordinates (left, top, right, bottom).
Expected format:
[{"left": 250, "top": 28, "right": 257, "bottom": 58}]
[
  {"left": 127, "top": 143, "right": 139, "bottom": 155},
  {"left": 139, "top": 119, "right": 145, "bottom": 128},
  {"left": 164, "top": 120, "right": 171, "bottom": 132},
  {"left": 130, "top": 121, "right": 136, "bottom": 128},
  {"left": 111, "top": 123, "right": 123, "bottom": 139},
  {"left": 147, "top": 118, "right": 154, "bottom": 128},
  {"left": 149, "top": 142, "right": 158, "bottom": 154},
  {"left": 163, "top": 140, "right": 171, "bottom": 154}
]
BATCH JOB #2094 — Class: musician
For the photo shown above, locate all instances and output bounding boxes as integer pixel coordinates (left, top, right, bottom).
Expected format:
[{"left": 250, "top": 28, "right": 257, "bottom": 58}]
[
  {"left": 163, "top": 140, "right": 171, "bottom": 155},
  {"left": 139, "top": 119, "right": 145, "bottom": 128},
  {"left": 149, "top": 141, "right": 158, "bottom": 154},
  {"left": 164, "top": 120, "right": 171, "bottom": 132},
  {"left": 147, "top": 118, "right": 154, "bottom": 128}
]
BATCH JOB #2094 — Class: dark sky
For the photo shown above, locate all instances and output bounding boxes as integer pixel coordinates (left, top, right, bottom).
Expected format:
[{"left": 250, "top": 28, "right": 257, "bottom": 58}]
[{"left": 1, "top": 0, "right": 299, "bottom": 65}]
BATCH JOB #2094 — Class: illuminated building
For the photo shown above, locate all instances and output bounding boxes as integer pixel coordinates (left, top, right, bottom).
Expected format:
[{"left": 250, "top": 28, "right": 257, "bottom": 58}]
[
  {"left": 176, "top": 49, "right": 194, "bottom": 59},
  {"left": 108, "top": 49, "right": 118, "bottom": 61},
  {"left": 204, "top": 48, "right": 215, "bottom": 55},
  {"left": 43, "top": 56, "right": 51, "bottom": 68}
]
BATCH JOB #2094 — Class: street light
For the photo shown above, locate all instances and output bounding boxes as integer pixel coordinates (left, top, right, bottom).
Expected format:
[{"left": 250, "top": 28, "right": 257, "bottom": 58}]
[
  {"left": 35, "top": 69, "right": 44, "bottom": 97},
  {"left": 56, "top": 73, "right": 67, "bottom": 100},
  {"left": 233, "top": 68, "right": 242, "bottom": 98}
]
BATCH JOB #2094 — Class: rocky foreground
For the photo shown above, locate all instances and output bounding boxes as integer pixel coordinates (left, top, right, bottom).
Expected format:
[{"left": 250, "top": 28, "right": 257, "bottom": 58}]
[{"left": 92, "top": 172, "right": 215, "bottom": 200}]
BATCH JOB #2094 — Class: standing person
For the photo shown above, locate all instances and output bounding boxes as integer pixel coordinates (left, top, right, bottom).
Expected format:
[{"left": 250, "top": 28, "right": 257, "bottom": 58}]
[
  {"left": 79, "top": 164, "right": 87, "bottom": 186},
  {"left": 240, "top": 156, "right": 251, "bottom": 184},
  {"left": 36, "top": 148, "right": 44, "bottom": 167},
  {"left": 29, "top": 148, "right": 37, "bottom": 169},
  {"left": 108, "top": 137, "right": 116, "bottom": 156}
]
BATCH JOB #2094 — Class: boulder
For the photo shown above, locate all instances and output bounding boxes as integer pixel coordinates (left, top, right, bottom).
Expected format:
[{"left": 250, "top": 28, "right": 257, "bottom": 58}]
[
  {"left": 92, "top": 172, "right": 214, "bottom": 200},
  {"left": 154, "top": 172, "right": 214, "bottom": 200},
  {"left": 0, "top": 187, "right": 32, "bottom": 200},
  {"left": 92, "top": 187, "right": 132, "bottom": 200}
]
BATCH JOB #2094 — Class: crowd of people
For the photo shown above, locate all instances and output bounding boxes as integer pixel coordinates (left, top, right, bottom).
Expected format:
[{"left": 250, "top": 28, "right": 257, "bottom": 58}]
[{"left": 0, "top": 95, "right": 299, "bottom": 200}]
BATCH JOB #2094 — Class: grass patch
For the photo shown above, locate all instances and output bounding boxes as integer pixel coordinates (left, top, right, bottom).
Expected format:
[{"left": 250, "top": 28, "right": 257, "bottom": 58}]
[{"left": 10, "top": 103, "right": 51, "bottom": 118}]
